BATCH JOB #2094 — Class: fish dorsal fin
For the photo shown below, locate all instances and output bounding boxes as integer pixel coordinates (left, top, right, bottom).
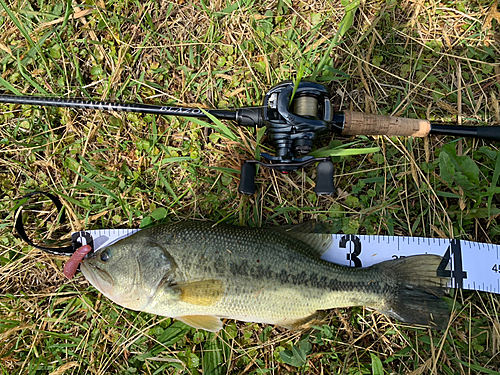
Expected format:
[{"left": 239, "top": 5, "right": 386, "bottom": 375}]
[
  {"left": 173, "top": 280, "right": 225, "bottom": 306},
  {"left": 176, "top": 315, "right": 223, "bottom": 332},
  {"left": 271, "top": 221, "right": 332, "bottom": 257}
]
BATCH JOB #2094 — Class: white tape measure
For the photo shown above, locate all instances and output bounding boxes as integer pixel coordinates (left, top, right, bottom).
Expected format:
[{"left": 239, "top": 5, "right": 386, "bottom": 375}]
[
  {"left": 71, "top": 229, "right": 500, "bottom": 295},
  {"left": 321, "top": 234, "right": 490, "bottom": 293}
]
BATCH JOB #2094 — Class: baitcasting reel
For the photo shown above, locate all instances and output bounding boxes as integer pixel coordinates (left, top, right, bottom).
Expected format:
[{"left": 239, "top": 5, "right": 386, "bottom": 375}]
[
  {"left": 235, "top": 81, "right": 340, "bottom": 196},
  {"left": 1, "top": 80, "right": 499, "bottom": 196}
]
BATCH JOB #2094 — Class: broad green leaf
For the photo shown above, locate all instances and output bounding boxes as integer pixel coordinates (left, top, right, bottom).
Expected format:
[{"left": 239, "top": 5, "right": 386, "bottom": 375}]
[
  {"left": 456, "top": 155, "right": 480, "bottom": 186},
  {"left": 140, "top": 216, "right": 154, "bottom": 228},
  {"left": 464, "top": 207, "right": 500, "bottom": 219},
  {"left": 141, "top": 321, "right": 192, "bottom": 358},
  {"left": 207, "top": 166, "right": 241, "bottom": 174},
  {"left": 291, "top": 344, "right": 307, "bottom": 366},
  {"left": 324, "top": 66, "right": 350, "bottom": 77},
  {"left": 256, "top": 126, "right": 267, "bottom": 144},
  {"left": 441, "top": 144, "right": 479, "bottom": 185},
  {"left": 439, "top": 145, "right": 480, "bottom": 196},
  {"left": 151, "top": 207, "right": 168, "bottom": 221},
  {"left": 438, "top": 151, "right": 456, "bottom": 185},
  {"left": 280, "top": 349, "right": 304, "bottom": 367},
  {"left": 219, "top": 0, "right": 246, "bottom": 15},
  {"left": 290, "top": 64, "right": 306, "bottom": 104},
  {"left": 72, "top": 170, "right": 121, "bottom": 203},
  {"left": 279, "top": 337, "right": 310, "bottom": 368}
]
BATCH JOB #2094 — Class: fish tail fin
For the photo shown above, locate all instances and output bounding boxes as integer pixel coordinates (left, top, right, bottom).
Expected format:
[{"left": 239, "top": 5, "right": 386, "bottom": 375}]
[{"left": 374, "top": 255, "right": 450, "bottom": 330}]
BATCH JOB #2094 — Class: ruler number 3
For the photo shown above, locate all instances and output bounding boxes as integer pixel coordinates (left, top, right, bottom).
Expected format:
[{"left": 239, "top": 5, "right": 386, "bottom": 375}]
[{"left": 339, "top": 235, "right": 362, "bottom": 268}]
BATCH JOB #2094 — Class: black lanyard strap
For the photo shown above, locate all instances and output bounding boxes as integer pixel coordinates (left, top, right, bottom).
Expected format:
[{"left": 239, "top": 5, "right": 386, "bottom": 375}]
[{"left": 15, "top": 191, "right": 80, "bottom": 256}]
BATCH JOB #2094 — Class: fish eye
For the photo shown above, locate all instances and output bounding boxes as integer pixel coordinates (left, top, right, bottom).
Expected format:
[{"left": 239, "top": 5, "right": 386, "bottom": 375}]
[{"left": 100, "top": 249, "right": 111, "bottom": 262}]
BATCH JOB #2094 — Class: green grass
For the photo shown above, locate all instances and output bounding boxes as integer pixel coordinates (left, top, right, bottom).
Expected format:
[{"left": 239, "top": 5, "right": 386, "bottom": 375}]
[{"left": 1, "top": 0, "right": 500, "bottom": 373}]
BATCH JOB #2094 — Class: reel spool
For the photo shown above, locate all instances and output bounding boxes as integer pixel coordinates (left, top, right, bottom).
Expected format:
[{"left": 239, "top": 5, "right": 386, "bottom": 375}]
[{"left": 293, "top": 95, "right": 319, "bottom": 118}]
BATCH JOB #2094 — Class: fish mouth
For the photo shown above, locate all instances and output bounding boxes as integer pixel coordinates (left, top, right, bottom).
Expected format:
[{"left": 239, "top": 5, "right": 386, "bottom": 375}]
[
  {"left": 80, "top": 261, "right": 114, "bottom": 295},
  {"left": 80, "top": 262, "right": 149, "bottom": 310}
]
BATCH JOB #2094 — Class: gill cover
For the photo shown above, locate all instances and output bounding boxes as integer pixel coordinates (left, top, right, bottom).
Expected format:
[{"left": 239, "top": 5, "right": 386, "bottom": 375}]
[{"left": 81, "top": 240, "right": 176, "bottom": 311}]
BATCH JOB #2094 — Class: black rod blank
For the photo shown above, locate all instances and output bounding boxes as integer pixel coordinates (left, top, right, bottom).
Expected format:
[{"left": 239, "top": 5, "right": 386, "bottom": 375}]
[
  {"left": 0, "top": 94, "right": 237, "bottom": 120},
  {"left": 430, "top": 123, "right": 500, "bottom": 141},
  {"left": 1, "top": 93, "right": 499, "bottom": 142}
]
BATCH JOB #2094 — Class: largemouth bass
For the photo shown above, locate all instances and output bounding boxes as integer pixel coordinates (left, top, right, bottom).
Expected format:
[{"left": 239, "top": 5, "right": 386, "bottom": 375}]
[{"left": 80, "top": 221, "right": 450, "bottom": 331}]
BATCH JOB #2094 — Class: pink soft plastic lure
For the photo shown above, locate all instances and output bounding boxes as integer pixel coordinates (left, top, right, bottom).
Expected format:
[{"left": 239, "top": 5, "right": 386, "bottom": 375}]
[{"left": 63, "top": 245, "right": 92, "bottom": 279}]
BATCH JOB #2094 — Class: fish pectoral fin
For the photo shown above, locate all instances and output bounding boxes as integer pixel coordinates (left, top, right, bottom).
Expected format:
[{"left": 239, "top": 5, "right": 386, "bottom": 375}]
[
  {"left": 176, "top": 315, "right": 223, "bottom": 332},
  {"left": 174, "top": 280, "right": 224, "bottom": 306},
  {"left": 280, "top": 310, "right": 327, "bottom": 330}
]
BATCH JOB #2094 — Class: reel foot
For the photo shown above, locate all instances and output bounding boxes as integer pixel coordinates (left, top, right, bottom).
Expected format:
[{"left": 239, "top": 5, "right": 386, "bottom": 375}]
[
  {"left": 238, "top": 162, "right": 256, "bottom": 195},
  {"left": 238, "top": 157, "right": 335, "bottom": 196}
]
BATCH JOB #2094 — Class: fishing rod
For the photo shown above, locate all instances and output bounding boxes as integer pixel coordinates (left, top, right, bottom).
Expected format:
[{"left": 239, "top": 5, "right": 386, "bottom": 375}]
[{"left": 2, "top": 81, "right": 499, "bottom": 195}]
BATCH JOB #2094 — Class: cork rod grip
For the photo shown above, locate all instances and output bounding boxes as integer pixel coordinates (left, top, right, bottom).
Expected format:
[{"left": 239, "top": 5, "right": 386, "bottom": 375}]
[{"left": 342, "top": 111, "right": 431, "bottom": 137}]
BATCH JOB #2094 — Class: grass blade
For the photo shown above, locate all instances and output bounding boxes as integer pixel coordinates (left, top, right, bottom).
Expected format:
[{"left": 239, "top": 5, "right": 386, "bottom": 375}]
[
  {"left": 309, "top": 146, "right": 380, "bottom": 157},
  {"left": 488, "top": 150, "right": 500, "bottom": 217}
]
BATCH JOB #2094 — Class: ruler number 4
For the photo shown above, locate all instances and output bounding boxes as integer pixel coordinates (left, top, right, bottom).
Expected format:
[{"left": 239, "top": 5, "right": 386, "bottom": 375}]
[
  {"left": 436, "top": 239, "right": 467, "bottom": 289},
  {"left": 339, "top": 235, "right": 468, "bottom": 289}
]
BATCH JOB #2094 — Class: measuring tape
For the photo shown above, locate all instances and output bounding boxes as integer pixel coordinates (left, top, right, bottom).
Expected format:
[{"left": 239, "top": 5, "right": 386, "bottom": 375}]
[{"left": 72, "top": 229, "right": 500, "bottom": 295}]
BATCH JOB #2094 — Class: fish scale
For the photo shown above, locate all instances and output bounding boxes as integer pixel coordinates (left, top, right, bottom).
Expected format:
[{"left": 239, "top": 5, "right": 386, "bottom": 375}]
[
  {"left": 158, "top": 223, "right": 376, "bottom": 314},
  {"left": 81, "top": 221, "right": 450, "bottom": 331}
]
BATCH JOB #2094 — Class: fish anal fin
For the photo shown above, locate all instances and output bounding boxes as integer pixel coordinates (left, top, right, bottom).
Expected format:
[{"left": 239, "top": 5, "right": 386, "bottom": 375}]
[
  {"left": 280, "top": 310, "right": 327, "bottom": 330},
  {"left": 177, "top": 315, "right": 223, "bottom": 332},
  {"left": 174, "top": 280, "right": 224, "bottom": 306}
]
